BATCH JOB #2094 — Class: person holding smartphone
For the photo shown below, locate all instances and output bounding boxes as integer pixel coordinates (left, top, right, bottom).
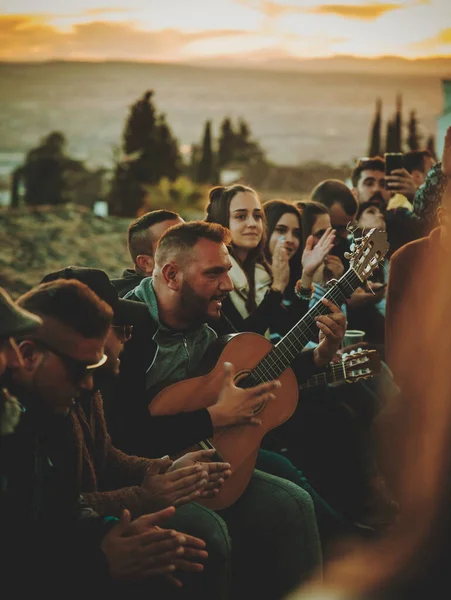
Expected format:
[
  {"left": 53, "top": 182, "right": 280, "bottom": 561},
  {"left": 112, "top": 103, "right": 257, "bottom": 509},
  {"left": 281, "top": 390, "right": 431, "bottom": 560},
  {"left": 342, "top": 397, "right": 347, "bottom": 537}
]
[{"left": 351, "top": 156, "right": 427, "bottom": 257}]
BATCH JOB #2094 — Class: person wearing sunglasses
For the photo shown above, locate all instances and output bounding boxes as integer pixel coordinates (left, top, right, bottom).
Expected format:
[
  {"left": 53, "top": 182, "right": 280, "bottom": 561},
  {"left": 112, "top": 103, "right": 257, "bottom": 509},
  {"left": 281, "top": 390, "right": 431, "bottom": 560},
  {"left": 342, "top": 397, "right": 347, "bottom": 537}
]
[
  {"left": 39, "top": 266, "right": 234, "bottom": 599},
  {"left": 3, "top": 278, "right": 210, "bottom": 597}
]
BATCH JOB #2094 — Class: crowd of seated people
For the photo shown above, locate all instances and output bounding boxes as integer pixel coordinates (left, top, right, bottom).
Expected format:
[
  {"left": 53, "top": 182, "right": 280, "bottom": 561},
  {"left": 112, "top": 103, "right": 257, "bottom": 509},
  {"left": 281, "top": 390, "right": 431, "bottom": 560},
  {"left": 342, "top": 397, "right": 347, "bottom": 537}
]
[{"left": 1, "top": 129, "right": 449, "bottom": 599}]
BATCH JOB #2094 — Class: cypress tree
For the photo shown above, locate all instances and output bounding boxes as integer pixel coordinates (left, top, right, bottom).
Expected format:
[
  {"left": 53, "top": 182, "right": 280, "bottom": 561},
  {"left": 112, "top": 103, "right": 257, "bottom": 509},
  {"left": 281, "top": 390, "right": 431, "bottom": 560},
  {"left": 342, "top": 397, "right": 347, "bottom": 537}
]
[
  {"left": 218, "top": 117, "right": 236, "bottom": 168},
  {"left": 394, "top": 94, "right": 403, "bottom": 152},
  {"left": 385, "top": 120, "right": 398, "bottom": 153},
  {"left": 407, "top": 110, "right": 421, "bottom": 151},
  {"left": 368, "top": 98, "right": 382, "bottom": 157},
  {"left": 426, "top": 134, "right": 437, "bottom": 160},
  {"left": 197, "top": 120, "right": 214, "bottom": 183}
]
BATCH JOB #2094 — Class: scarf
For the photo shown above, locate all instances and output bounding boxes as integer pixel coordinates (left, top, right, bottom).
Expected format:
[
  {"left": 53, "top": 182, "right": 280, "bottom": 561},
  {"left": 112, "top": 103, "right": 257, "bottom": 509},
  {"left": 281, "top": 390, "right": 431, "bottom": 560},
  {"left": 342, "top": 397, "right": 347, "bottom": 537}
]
[{"left": 228, "top": 256, "right": 273, "bottom": 319}]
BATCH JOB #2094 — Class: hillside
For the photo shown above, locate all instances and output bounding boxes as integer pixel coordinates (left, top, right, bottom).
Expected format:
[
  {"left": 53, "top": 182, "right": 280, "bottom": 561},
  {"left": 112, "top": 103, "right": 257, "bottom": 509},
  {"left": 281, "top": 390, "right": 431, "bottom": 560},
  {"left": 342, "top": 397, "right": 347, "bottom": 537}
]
[{"left": 0, "top": 204, "right": 131, "bottom": 298}]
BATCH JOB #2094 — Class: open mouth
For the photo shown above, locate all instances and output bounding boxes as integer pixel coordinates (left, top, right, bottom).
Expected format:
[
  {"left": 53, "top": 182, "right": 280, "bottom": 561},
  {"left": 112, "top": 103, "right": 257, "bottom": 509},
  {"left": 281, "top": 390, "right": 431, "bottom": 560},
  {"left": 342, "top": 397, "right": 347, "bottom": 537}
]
[{"left": 211, "top": 295, "right": 227, "bottom": 308}]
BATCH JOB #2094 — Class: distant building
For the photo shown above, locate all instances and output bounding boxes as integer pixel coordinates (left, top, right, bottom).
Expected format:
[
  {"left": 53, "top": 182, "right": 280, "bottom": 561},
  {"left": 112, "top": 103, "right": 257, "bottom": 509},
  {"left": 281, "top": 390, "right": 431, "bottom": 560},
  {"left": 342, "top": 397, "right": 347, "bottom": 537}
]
[{"left": 437, "top": 79, "right": 451, "bottom": 157}]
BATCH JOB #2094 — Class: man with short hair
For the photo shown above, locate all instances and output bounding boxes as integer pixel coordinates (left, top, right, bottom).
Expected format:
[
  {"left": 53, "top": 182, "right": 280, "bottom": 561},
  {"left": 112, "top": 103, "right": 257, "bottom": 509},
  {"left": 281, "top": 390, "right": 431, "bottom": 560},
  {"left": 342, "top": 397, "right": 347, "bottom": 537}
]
[
  {"left": 404, "top": 149, "right": 436, "bottom": 187},
  {"left": 351, "top": 156, "right": 426, "bottom": 256},
  {"left": 1, "top": 279, "right": 207, "bottom": 596},
  {"left": 311, "top": 178, "right": 358, "bottom": 240},
  {"left": 120, "top": 220, "right": 347, "bottom": 599},
  {"left": 0, "top": 287, "right": 41, "bottom": 434},
  {"left": 112, "top": 209, "right": 184, "bottom": 297}
]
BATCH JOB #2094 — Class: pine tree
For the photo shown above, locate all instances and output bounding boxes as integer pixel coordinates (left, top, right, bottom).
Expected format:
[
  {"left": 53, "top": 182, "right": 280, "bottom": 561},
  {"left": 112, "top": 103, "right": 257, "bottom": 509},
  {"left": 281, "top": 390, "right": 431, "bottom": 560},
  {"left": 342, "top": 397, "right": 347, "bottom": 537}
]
[
  {"left": 368, "top": 98, "right": 382, "bottom": 157},
  {"left": 108, "top": 162, "right": 147, "bottom": 217},
  {"left": 407, "top": 110, "right": 421, "bottom": 151},
  {"left": 22, "top": 132, "right": 67, "bottom": 205},
  {"left": 394, "top": 94, "right": 403, "bottom": 152},
  {"left": 218, "top": 117, "right": 236, "bottom": 168},
  {"left": 426, "top": 134, "right": 437, "bottom": 160},
  {"left": 155, "top": 114, "right": 182, "bottom": 182},
  {"left": 197, "top": 120, "right": 214, "bottom": 183},
  {"left": 109, "top": 90, "right": 181, "bottom": 214},
  {"left": 123, "top": 90, "right": 157, "bottom": 155}
]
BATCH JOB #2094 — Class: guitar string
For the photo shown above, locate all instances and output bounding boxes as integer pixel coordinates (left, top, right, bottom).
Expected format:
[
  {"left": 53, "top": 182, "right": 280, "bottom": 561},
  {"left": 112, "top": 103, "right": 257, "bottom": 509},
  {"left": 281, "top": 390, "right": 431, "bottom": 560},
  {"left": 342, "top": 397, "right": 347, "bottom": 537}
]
[{"left": 300, "top": 356, "right": 372, "bottom": 389}]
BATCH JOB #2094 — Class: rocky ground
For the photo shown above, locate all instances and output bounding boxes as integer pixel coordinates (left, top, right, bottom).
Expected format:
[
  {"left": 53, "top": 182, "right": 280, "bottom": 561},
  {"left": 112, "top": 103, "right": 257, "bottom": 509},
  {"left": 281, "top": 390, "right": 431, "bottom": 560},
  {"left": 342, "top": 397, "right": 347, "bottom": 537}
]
[{"left": 0, "top": 204, "right": 131, "bottom": 298}]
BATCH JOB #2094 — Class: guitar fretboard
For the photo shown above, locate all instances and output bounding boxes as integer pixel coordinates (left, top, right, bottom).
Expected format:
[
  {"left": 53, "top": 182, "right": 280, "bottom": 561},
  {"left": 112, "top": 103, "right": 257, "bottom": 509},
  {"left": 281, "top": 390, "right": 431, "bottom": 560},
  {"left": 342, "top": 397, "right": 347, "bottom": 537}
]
[{"left": 241, "top": 268, "right": 362, "bottom": 387}]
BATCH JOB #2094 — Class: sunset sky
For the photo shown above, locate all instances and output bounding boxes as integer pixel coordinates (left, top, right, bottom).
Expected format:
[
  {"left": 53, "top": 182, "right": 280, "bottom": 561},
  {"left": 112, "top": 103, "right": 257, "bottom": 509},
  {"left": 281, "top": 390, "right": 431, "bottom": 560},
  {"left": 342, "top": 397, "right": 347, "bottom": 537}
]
[{"left": 1, "top": 0, "right": 450, "bottom": 62}]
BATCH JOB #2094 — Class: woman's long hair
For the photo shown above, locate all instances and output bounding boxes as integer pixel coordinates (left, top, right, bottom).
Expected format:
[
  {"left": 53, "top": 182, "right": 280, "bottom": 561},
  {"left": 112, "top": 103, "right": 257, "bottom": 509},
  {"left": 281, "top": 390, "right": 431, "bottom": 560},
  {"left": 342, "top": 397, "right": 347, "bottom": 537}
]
[
  {"left": 263, "top": 198, "right": 303, "bottom": 294},
  {"left": 205, "top": 184, "right": 271, "bottom": 312},
  {"left": 295, "top": 200, "right": 330, "bottom": 251}
]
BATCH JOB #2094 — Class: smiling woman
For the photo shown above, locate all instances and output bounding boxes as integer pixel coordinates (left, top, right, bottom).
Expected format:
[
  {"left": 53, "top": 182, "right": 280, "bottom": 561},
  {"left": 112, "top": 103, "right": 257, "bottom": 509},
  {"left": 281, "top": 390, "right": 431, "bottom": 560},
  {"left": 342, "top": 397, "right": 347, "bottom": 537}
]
[{"left": 204, "top": 185, "right": 312, "bottom": 339}]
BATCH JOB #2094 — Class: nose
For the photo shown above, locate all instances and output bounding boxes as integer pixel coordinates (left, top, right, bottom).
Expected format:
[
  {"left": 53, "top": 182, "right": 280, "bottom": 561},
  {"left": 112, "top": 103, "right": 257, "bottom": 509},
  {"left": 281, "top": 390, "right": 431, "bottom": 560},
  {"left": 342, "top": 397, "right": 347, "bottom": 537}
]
[
  {"left": 220, "top": 272, "right": 234, "bottom": 292},
  {"left": 284, "top": 231, "right": 295, "bottom": 244}
]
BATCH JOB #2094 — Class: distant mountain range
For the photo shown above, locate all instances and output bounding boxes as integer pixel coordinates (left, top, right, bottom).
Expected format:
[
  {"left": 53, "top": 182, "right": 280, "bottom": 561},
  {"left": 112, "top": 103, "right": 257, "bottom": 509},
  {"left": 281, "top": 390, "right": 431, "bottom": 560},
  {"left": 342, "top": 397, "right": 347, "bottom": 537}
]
[
  {"left": 183, "top": 52, "right": 451, "bottom": 76},
  {"left": 2, "top": 54, "right": 450, "bottom": 77}
]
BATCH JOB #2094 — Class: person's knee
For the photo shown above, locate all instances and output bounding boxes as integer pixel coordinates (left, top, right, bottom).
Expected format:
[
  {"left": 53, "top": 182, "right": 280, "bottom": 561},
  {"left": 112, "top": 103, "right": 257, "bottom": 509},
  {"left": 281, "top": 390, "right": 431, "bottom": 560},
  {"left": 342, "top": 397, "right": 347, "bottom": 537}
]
[{"left": 168, "top": 502, "right": 231, "bottom": 563}]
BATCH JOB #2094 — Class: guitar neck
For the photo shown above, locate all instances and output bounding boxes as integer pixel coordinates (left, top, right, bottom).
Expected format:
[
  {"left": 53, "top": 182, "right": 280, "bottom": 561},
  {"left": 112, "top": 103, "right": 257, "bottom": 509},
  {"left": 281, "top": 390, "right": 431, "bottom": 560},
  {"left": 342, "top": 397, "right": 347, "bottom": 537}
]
[
  {"left": 248, "top": 268, "right": 362, "bottom": 385},
  {"left": 300, "top": 361, "right": 349, "bottom": 389}
]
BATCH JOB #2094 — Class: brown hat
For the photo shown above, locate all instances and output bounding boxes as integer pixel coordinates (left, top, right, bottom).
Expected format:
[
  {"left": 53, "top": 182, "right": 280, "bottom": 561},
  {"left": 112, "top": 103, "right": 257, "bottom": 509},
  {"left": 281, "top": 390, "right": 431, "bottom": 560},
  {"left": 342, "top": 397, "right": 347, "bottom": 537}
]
[
  {"left": 28, "top": 314, "right": 107, "bottom": 370},
  {"left": 0, "top": 287, "right": 42, "bottom": 339}
]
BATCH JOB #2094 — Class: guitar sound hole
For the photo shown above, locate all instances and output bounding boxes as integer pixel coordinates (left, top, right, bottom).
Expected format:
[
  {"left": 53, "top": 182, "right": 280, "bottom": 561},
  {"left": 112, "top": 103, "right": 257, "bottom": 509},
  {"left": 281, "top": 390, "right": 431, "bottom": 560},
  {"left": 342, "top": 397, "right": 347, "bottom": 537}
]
[{"left": 234, "top": 370, "right": 267, "bottom": 416}]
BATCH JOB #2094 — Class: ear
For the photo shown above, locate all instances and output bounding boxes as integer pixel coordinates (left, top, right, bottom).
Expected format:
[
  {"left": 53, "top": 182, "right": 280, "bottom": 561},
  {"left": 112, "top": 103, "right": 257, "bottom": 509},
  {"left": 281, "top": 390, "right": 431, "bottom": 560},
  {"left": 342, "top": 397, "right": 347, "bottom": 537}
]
[
  {"left": 161, "top": 262, "right": 181, "bottom": 291},
  {"left": 17, "top": 340, "right": 44, "bottom": 372},
  {"left": 136, "top": 254, "right": 155, "bottom": 276},
  {"left": 351, "top": 187, "right": 359, "bottom": 202},
  {"left": 437, "top": 206, "right": 446, "bottom": 226}
]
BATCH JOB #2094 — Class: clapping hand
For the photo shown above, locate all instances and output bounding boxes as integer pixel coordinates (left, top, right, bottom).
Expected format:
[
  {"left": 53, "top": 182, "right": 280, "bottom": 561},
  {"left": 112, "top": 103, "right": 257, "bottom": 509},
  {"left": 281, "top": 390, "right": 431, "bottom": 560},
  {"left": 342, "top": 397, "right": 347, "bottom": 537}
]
[
  {"left": 271, "top": 236, "right": 291, "bottom": 293},
  {"left": 302, "top": 229, "right": 336, "bottom": 277},
  {"left": 169, "top": 449, "right": 232, "bottom": 499},
  {"left": 101, "top": 506, "right": 207, "bottom": 584},
  {"left": 142, "top": 456, "right": 209, "bottom": 508}
]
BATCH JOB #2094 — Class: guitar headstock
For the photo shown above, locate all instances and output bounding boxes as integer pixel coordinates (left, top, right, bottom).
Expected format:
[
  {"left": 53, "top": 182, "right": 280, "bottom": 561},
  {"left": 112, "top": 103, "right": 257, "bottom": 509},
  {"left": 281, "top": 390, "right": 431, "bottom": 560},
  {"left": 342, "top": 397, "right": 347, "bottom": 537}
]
[
  {"left": 346, "top": 227, "right": 389, "bottom": 283},
  {"left": 340, "top": 348, "right": 381, "bottom": 382}
]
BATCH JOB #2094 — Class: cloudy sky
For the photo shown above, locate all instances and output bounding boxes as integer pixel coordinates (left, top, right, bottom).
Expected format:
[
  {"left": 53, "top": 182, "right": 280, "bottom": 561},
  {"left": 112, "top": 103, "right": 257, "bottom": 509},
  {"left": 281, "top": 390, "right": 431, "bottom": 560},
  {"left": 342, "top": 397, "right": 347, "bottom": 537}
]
[{"left": 1, "top": 0, "right": 450, "bottom": 61}]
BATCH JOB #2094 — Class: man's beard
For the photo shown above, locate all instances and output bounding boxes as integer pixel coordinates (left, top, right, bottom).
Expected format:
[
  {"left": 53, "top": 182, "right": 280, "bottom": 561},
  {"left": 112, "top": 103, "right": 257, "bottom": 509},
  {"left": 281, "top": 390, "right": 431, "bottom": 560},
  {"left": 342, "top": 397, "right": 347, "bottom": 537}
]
[
  {"left": 179, "top": 280, "right": 211, "bottom": 326},
  {"left": 369, "top": 192, "right": 387, "bottom": 209}
]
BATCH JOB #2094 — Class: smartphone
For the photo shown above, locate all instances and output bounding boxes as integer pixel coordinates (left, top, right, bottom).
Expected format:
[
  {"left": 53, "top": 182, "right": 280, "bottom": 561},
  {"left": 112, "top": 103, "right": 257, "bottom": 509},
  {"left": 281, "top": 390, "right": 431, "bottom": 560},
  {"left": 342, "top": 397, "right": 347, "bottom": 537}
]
[{"left": 384, "top": 152, "right": 404, "bottom": 176}]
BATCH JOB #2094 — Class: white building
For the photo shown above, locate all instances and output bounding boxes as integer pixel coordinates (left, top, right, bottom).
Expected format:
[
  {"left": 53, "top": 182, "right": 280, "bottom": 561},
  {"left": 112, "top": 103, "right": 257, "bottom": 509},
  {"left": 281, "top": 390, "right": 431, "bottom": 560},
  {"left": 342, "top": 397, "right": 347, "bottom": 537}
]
[{"left": 437, "top": 79, "right": 451, "bottom": 157}]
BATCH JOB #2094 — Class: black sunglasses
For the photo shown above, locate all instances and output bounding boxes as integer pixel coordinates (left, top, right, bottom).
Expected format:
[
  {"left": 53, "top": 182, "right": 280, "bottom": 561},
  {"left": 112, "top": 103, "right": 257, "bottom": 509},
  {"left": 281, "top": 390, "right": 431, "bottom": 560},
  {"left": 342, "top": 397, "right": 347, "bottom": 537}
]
[{"left": 35, "top": 340, "right": 97, "bottom": 383}]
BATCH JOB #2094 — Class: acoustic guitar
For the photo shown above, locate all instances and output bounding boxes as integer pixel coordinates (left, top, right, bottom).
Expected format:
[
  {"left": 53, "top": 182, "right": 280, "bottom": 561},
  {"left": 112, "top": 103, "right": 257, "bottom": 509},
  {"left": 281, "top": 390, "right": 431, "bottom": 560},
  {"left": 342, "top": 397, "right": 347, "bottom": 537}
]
[
  {"left": 300, "top": 348, "right": 381, "bottom": 390},
  {"left": 150, "top": 227, "right": 389, "bottom": 509}
]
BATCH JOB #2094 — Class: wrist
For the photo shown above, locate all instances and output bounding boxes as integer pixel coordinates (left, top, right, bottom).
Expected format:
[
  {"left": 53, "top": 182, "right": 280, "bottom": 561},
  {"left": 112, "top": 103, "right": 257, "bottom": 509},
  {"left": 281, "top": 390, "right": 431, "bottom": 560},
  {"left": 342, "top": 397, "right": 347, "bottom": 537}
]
[
  {"left": 270, "top": 283, "right": 285, "bottom": 294},
  {"left": 207, "top": 405, "right": 227, "bottom": 430},
  {"left": 295, "top": 280, "right": 314, "bottom": 300},
  {"left": 301, "top": 272, "right": 314, "bottom": 284},
  {"left": 313, "top": 346, "right": 329, "bottom": 368}
]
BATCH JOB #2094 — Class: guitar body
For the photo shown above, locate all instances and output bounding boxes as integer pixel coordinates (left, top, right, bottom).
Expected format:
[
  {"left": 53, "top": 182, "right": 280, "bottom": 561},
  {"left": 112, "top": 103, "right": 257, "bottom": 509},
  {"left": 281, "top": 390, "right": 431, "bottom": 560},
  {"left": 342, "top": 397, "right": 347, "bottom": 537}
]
[{"left": 149, "top": 332, "right": 299, "bottom": 510}]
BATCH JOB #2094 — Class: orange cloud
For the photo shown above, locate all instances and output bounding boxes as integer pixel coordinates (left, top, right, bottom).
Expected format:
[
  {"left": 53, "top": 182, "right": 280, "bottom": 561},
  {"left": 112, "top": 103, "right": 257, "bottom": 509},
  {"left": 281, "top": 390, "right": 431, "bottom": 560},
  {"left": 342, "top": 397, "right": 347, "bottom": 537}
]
[
  {"left": 310, "top": 3, "right": 404, "bottom": 20},
  {"left": 410, "top": 27, "right": 451, "bottom": 50},
  {"left": 82, "top": 8, "right": 130, "bottom": 17},
  {"left": 0, "top": 15, "right": 252, "bottom": 60},
  {"left": 236, "top": 0, "right": 407, "bottom": 20}
]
